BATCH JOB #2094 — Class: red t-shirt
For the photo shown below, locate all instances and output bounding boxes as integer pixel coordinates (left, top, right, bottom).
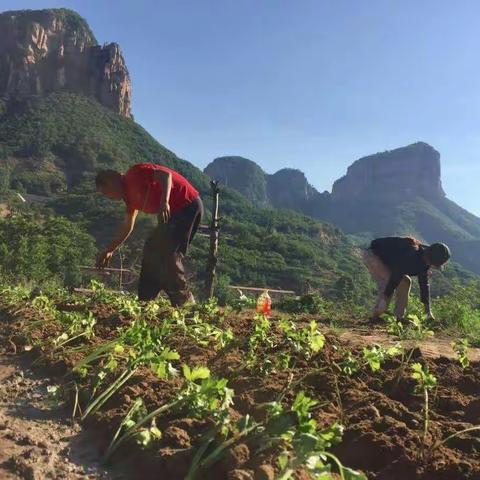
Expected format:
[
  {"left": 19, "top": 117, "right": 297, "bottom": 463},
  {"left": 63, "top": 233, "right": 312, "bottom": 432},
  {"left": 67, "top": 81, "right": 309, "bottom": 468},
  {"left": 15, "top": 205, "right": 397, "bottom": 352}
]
[{"left": 122, "top": 163, "right": 199, "bottom": 214}]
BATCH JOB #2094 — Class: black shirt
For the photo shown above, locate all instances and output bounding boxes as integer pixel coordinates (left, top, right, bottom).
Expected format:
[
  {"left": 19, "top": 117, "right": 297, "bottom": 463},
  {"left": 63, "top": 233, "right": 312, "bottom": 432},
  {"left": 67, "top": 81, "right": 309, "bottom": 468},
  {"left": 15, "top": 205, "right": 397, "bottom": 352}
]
[{"left": 369, "top": 237, "right": 430, "bottom": 308}]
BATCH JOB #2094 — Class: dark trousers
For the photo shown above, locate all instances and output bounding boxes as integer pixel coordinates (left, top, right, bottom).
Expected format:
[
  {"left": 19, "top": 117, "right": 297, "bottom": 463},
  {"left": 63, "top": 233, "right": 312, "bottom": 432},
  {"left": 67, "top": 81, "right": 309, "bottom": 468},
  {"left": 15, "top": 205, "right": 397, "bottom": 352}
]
[{"left": 138, "top": 197, "right": 203, "bottom": 306}]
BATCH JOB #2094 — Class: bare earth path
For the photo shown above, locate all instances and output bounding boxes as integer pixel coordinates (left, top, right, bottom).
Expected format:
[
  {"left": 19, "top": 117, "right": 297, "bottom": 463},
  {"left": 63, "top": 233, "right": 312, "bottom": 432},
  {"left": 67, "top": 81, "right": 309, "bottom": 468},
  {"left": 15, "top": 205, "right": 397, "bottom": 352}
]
[
  {"left": 338, "top": 326, "right": 480, "bottom": 361},
  {"left": 0, "top": 355, "right": 125, "bottom": 480}
]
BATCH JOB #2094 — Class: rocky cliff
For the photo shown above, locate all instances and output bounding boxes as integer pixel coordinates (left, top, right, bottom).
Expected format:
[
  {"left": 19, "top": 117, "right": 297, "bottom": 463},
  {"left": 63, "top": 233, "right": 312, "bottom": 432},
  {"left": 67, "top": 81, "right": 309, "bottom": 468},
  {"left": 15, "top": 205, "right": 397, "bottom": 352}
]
[
  {"left": 331, "top": 142, "right": 445, "bottom": 201},
  {"left": 0, "top": 9, "right": 131, "bottom": 117},
  {"left": 267, "top": 168, "right": 322, "bottom": 210},
  {"left": 205, "top": 157, "right": 326, "bottom": 211},
  {"left": 204, "top": 143, "right": 480, "bottom": 273}
]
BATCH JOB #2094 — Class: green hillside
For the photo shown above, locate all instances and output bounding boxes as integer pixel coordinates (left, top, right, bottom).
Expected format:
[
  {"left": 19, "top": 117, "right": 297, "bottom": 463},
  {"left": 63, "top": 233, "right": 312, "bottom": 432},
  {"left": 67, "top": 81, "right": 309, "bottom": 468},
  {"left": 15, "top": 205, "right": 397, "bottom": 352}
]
[
  {"left": 0, "top": 92, "right": 372, "bottom": 299},
  {"left": 205, "top": 156, "right": 269, "bottom": 206}
]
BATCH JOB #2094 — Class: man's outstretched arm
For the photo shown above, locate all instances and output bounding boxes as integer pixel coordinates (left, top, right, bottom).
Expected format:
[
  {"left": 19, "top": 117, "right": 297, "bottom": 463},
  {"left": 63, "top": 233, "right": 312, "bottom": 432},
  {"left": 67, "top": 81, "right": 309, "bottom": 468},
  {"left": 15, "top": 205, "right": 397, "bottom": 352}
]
[{"left": 96, "top": 210, "right": 138, "bottom": 269}]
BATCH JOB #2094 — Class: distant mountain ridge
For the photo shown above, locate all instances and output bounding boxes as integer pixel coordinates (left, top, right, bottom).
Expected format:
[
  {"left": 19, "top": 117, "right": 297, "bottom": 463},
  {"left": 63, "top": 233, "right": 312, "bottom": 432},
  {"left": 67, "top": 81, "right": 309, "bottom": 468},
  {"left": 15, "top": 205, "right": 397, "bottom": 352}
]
[
  {"left": 205, "top": 157, "right": 323, "bottom": 210},
  {"left": 204, "top": 143, "right": 480, "bottom": 274}
]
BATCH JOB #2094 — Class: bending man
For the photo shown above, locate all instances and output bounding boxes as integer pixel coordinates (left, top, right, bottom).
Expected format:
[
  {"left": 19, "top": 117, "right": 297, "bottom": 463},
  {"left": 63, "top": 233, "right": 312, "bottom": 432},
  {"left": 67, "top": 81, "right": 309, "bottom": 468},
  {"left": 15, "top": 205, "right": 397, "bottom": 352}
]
[
  {"left": 95, "top": 163, "right": 203, "bottom": 306},
  {"left": 363, "top": 236, "right": 450, "bottom": 321}
]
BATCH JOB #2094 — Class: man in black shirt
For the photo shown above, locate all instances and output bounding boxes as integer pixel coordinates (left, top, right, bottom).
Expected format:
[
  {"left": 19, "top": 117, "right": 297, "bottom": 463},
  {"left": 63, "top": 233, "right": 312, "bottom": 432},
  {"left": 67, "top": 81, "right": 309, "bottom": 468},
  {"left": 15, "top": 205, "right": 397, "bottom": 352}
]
[{"left": 363, "top": 237, "right": 451, "bottom": 321}]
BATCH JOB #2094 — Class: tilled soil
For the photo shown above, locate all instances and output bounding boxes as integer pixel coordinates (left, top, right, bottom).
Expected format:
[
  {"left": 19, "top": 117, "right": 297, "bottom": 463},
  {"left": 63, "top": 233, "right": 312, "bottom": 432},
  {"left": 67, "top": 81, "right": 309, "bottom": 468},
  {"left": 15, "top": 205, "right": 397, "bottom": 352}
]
[
  {"left": 0, "top": 355, "right": 125, "bottom": 480},
  {"left": 2, "top": 302, "right": 480, "bottom": 479}
]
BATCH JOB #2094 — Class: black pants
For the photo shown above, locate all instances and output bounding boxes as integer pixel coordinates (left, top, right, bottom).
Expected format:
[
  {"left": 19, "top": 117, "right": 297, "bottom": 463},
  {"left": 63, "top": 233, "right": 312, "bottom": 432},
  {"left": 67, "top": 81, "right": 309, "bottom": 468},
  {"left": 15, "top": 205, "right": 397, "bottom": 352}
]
[{"left": 138, "top": 197, "right": 203, "bottom": 305}]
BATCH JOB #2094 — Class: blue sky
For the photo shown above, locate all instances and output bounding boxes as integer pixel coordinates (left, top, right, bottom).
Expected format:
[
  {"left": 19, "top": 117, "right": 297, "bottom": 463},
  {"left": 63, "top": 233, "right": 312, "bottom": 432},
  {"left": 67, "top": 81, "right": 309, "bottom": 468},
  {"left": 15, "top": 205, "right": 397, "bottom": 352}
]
[{"left": 3, "top": 1, "right": 480, "bottom": 214}]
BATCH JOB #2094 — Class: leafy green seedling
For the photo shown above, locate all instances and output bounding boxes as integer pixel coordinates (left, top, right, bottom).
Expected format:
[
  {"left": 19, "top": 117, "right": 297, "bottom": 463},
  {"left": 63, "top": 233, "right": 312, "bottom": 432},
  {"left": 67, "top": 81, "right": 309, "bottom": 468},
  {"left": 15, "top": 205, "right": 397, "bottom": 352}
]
[
  {"left": 408, "top": 314, "right": 434, "bottom": 341},
  {"left": 362, "top": 342, "right": 404, "bottom": 373},
  {"left": 339, "top": 352, "right": 359, "bottom": 377},
  {"left": 411, "top": 362, "right": 437, "bottom": 448},
  {"left": 362, "top": 344, "right": 385, "bottom": 372},
  {"left": 384, "top": 314, "right": 405, "bottom": 337},
  {"left": 452, "top": 338, "right": 470, "bottom": 369}
]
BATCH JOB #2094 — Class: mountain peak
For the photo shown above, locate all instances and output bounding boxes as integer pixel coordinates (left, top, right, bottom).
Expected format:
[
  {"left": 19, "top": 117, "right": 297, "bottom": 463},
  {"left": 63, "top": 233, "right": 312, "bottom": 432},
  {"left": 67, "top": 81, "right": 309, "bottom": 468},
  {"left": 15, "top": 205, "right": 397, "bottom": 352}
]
[
  {"left": 0, "top": 8, "right": 131, "bottom": 117},
  {"left": 205, "top": 156, "right": 269, "bottom": 205},
  {"left": 332, "top": 142, "right": 445, "bottom": 201},
  {"left": 0, "top": 8, "right": 97, "bottom": 44}
]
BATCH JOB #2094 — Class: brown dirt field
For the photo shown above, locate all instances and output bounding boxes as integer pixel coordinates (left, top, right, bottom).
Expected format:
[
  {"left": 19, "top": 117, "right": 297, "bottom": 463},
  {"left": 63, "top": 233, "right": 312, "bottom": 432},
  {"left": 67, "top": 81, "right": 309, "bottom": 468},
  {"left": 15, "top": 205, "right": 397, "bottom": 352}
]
[{"left": 2, "top": 303, "right": 480, "bottom": 479}]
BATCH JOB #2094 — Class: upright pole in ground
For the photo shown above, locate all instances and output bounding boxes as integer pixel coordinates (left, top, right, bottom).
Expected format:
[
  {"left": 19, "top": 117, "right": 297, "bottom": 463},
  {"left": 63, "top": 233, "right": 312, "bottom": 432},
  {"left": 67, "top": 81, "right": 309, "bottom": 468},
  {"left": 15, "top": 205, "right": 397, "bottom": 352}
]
[{"left": 206, "top": 180, "right": 220, "bottom": 298}]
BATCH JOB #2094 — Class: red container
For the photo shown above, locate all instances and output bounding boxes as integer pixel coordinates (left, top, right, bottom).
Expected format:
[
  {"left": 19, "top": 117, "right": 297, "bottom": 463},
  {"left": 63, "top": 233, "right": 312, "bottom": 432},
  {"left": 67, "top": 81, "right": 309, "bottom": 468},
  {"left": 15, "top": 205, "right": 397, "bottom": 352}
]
[{"left": 256, "top": 291, "right": 272, "bottom": 315}]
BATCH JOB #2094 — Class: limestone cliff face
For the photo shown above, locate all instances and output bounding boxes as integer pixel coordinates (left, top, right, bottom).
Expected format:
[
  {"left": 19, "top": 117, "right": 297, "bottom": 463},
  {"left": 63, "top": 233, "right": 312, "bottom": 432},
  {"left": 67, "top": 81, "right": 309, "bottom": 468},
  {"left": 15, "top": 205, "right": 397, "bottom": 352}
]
[
  {"left": 267, "top": 168, "right": 320, "bottom": 210},
  {"left": 205, "top": 143, "right": 447, "bottom": 212},
  {"left": 0, "top": 9, "right": 131, "bottom": 117},
  {"left": 205, "top": 157, "right": 328, "bottom": 213},
  {"left": 331, "top": 142, "right": 445, "bottom": 201}
]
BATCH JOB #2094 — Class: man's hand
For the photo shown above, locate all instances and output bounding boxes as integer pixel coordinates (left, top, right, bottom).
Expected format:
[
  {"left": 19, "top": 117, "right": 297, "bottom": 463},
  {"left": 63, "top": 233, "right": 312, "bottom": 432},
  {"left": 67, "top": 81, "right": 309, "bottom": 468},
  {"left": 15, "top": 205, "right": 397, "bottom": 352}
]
[
  {"left": 96, "top": 249, "right": 114, "bottom": 269},
  {"left": 158, "top": 202, "right": 171, "bottom": 224}
]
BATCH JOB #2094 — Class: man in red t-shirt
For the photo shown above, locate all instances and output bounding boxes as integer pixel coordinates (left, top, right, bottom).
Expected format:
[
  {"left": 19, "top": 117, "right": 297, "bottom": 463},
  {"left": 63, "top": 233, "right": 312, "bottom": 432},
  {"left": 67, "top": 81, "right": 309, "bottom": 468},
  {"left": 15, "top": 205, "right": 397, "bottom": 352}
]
[{"left": 95, "top": 163, "right": 203, "bottom": 306}]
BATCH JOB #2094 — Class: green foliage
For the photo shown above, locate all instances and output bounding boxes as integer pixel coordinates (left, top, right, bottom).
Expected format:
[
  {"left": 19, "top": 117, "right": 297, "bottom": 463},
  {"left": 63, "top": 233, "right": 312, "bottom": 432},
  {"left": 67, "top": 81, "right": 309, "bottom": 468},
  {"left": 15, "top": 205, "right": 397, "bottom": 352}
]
[
  {"left": 279, "top": 318, "right": 325, "bottom": 361},
  {"left": 362, "top": 344, "right": 386, "bottom": 373},
  {"left": 278, "top": 293, "right": 331, "bottom": 314},
  {"left": 411, "top": 362, "right": 437, "bottom": 447},
  {"left": 432, "top": 282, "right": 480, "bottom": 345},
  {"left": 205, "top": 156, "right": 269, "bottom": 206},
  {"left": 0, "top": 213, "right": 95, "bottom": 286},
  {"left": 452, "top": 339, "right": 470, "bottom": 369},
  {"left": 0, "top": 92, "right": 372, "bottom": 298},
  {"left": 264, "top": 391, "right": 366, "bottom": 480}
]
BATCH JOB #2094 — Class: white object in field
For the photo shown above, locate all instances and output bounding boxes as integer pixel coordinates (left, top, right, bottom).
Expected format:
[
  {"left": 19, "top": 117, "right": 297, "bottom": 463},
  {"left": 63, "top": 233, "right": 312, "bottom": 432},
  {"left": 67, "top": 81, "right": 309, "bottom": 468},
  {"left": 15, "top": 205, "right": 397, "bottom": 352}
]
[{"left": 16, "top": 193, "right": 26, "bottom": 202}]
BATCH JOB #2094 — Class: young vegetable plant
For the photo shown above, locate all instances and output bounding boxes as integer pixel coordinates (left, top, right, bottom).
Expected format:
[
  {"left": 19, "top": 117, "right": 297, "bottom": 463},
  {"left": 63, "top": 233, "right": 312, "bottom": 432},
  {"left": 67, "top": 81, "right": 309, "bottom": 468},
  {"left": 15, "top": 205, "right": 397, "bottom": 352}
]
[
  {"left": 259, "top": 391, "right": 366, "bottom": 480},
  {"left": 338, "top": 351, "right": 360, "bottom": 377},
  {"left": 0, "top": 285, "right": 31, "bottom": 305},
  {"left": 408, "top": 314, "right": 434, "bottom": 341},
  {"left": 53, "top": 311, "right": 96, "bottom": 349},
  {"left": 104, "top": 365, "right": 233, "bottom": 461},
  {"left": 246, "top": 313, "right": 273, "bottom": 371},
  {"left": 279, "top": 318, "right": 325, "bottom": 360},
  {"left": 75, "top": 314, "right": 182, "bottom": 420},
  {"left": 338, "top": 343, "right": 403, "bottom": 377},
  {"left": 107, "top": 397, "right": 161, "bottom": 455},
  {"left": 185, "top": 311, "right": 234, "bottom": 350},
  {"left": 229, "top": 290, "right": 256, "bottom": 312},
  {"left": 384, "top": 313, "right": 434, "bottom": 341},
  {"left": 411, "top": 362, "right": 437, "bottom": 448},
  {"left": 362, "top": 344, "right": 386, "bottom": 373},
  {"left": 362, "top": 343, "right": 403, "bottom": 373},
  {"left": 452, "top": 338, "right": 470, "bottom": 369},
  {"left": 384, "top": 314, "right": 405, "bottom": 338}
]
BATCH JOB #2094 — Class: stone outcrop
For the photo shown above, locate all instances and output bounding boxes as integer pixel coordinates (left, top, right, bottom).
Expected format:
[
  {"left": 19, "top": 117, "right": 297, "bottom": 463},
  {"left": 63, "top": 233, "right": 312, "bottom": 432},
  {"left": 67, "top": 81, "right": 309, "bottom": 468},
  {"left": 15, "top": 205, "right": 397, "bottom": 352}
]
[
  {"left": 332, "top": 142, "right": 445, "bottom": 201},
  {"left": 0, "top": 8, "right": 131, "bottom": 117},
  {"left": 267, "top": 168, "right": 320, "bottom": 210},
  {"left": 205, "top": 143, "right": 448, "bottom": 212},
  {"left": 205, "top": 158, "right": 325, "bottom": 211}
]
